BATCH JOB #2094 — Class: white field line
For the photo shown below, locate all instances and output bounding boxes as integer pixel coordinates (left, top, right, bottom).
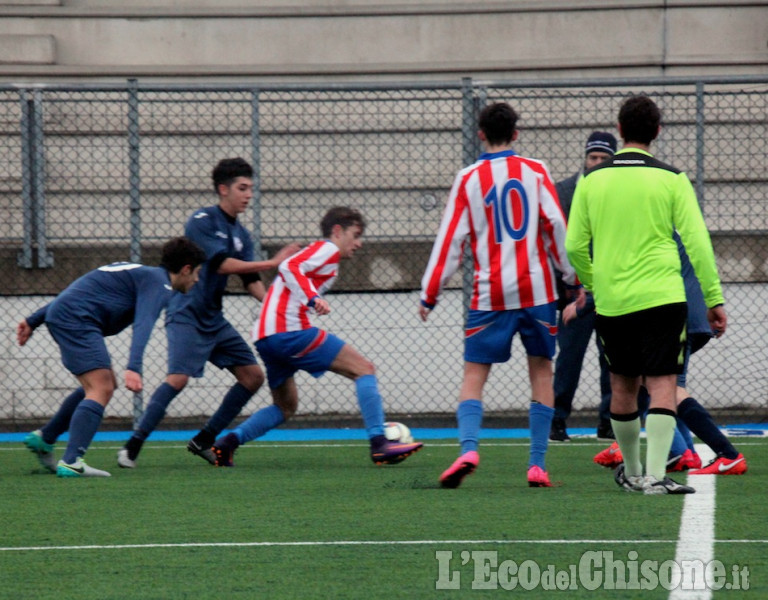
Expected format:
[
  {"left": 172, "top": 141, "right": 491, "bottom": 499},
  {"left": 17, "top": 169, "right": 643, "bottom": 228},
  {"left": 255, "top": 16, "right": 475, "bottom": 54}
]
[
  {"left": 0, "top": 538, "right": 765, "bottom": 553},
  {"left": 669, "top": 444, "right": 717, "bottom": 600}
]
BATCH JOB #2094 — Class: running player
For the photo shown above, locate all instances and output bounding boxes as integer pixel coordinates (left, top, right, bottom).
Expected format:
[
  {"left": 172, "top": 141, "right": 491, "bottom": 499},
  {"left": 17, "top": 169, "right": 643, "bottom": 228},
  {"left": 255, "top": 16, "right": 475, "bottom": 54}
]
[
  {"left": 117, "top": 158, "right": 300, "bottom": 468},
  {"left": 419, "top": 101, "right": 583, "bottom": 489},
  {"left": 19, "top": 237, "right": 205, "bottom": 477},
  {"left": 211, "top": 206, "right": 423, "bottom": 467},
  {"left": 566, "top": 94, "right": 727, "bottom": 494}
]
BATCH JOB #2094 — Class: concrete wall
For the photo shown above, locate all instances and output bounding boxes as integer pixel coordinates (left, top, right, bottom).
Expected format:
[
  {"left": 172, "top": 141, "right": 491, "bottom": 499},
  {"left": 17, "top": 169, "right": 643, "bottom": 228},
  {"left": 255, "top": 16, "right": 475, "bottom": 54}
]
[{"left": 0, "top": 1, "right": 765, "bottom": 82}]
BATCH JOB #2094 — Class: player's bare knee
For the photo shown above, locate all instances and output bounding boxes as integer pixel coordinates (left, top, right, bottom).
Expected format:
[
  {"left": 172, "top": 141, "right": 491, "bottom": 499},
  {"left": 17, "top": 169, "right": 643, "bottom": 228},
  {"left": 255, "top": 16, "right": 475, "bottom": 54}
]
[
  {"left": 237, "top": 366, "right": 265, "bottom": 392},
  {"left": 166, "top": 373, "right": 189, "bottom": 391},
  {"left": 229, "top": 363, "right": 264, "bottom": 392},
  {"left": 358, "top": 359, "right": 376, "bottom": 377}
]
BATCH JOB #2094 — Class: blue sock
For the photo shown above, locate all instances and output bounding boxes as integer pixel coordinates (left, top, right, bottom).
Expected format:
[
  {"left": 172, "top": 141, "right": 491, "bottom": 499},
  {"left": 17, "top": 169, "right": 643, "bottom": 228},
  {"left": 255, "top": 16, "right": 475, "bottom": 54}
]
[
  {"left": 234, "top": 405, "right": 285, "bottom": 444},
  {"left": 529, "top": 402, "right": 554, "bottom": 469},
  {"left": 457, "top": 399, "right": 483, "bottom": 454},
  {"left": 670, "top": 426, "right": 688, "bottom": 458},
  {"left": 355, "top": 374, "right": 385, "bottom": 438},
  {"left": 676, "top": 419, "right": 696, "bottom": 452},
  {"left": 134, "top": 382, "right": 181, "bottom": 441},
  {"left": 62, "top": 399, "right": 104, "bottom": 464},
  {"left": 41, "top": 387, "right": 85, "bottom": 444},
  {"left": 202, "top": 382, "right": 255, "bottom": 437}
]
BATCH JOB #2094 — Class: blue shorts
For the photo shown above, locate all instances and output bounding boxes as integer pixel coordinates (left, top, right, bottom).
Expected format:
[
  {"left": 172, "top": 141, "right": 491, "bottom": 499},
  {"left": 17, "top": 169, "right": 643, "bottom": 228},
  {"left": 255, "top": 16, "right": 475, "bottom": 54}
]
[
  {"left": 47, "top": 323, "right": 111, "bottom": 376},
  {"left": 255, "top": 328, "right": 345, "bottom": 389},
  {"left": 464, "top": 303, "right": 558, "bottom": 364},
  {"left": 167, "top": 321, "right": 257, "bottom": 377}
]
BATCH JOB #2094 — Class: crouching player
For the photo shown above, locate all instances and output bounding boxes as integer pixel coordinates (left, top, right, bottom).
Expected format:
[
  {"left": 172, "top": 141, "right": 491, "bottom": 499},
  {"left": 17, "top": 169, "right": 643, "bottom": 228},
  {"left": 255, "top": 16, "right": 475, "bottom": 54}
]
[
  {"left": 211, "top": 206, "right": 423, "bottom": 466},
  {"left": 18, "top": 237, "right": 205, "bottom": 477}
]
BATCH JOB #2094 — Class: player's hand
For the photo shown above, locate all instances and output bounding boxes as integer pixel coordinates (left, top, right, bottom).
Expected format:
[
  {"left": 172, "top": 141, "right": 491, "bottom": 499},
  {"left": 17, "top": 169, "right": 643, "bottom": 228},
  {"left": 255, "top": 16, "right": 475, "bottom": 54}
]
[
  {"left": 272, "top": 243, "right": 303, "bottom": 267},
  {"left": 562, "top": 302, "right": 578, "bottom": 325},
  {"left": 566, "top": 286, "right": 586, "bottom": 310},
  {"left": 419, "top": 305, "right": 432, "bottom": 322},
  {"left": 124, "top": 370, "right": 143, "bottom": 392},
  {"left": 312, "top": 297, "right": 331, "bottom": 315},
  {"left": 708, "top": 305, "right": 727, "bottom": 338},
  {"left": 16, "top": 320, "right": 33, "bottom": 346}
]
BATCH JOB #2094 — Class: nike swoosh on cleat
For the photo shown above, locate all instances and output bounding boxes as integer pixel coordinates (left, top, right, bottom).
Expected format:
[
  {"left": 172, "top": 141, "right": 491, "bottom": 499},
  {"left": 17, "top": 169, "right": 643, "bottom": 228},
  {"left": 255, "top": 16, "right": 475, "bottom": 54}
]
[
  {"left": 718, "top": 458, "right": 745, "bottom": 472},
  {"left": 62, "top": 465, "right": 85, "bottom": 474}
]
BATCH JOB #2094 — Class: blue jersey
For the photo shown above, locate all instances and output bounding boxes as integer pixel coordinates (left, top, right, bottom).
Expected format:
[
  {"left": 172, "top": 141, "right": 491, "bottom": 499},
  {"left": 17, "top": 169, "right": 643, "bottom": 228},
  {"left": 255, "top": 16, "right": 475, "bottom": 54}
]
[
  {"left": 167, "top": 206, "right": 255, "bottom": 332},
  {"left": 26, "top": 263, "right": 174, "bottom": 374},
  {"left": 675, "top": 232, "right": 712, "bottom": 353}
]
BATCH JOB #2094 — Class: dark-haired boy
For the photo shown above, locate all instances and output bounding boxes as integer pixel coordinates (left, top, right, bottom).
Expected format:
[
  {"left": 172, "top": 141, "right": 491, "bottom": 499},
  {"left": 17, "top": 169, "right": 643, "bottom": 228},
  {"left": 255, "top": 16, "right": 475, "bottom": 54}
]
[
  {"left": 212, "top": 206, "right": 423, "bottom": 466},
  {"left": 566, "top": 95, "right": 727, "bottom": 494},
  {"left": 118, "top": 158, "right": 300, "bottom": 468},
  {"left": 19, "top": 236, "right": 206, "bottom": 477},
  {"left": 419, "top": 101, "right": 582, "bottom": 489}
]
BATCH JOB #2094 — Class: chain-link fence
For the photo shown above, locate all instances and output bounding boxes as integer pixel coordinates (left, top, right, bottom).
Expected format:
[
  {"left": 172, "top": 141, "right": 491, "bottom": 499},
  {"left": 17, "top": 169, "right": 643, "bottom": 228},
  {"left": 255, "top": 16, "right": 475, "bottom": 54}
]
[{"left": 2, "top": 76, "right": 766, "bottom": 431}]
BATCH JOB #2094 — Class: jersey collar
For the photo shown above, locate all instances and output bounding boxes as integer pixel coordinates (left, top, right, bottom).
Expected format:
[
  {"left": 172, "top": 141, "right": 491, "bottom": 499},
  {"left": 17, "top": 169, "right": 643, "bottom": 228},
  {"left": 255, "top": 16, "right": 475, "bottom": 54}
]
[{"left": 479, "top": 149, "right": 517, "bottom": 160}]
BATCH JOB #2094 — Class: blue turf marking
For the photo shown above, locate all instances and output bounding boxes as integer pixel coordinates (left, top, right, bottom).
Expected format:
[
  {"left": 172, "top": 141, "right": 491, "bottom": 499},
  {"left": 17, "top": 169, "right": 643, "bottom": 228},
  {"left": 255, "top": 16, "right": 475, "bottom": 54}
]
[{"left": 1, "top": 423, "right": 764, "bottom": 444}]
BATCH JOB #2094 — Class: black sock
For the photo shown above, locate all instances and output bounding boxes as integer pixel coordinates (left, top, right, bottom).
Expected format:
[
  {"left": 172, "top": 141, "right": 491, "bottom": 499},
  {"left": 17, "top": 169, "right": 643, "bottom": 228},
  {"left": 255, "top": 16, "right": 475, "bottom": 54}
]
[
  {"left": 677, "top": 397, "right": 739, "bottom": 459},
  {"left": 192, "top": 430, "right": 216, "bottom": 449},
  {"left": 124, "top": 436, "right": 145, "bottom": 461}
]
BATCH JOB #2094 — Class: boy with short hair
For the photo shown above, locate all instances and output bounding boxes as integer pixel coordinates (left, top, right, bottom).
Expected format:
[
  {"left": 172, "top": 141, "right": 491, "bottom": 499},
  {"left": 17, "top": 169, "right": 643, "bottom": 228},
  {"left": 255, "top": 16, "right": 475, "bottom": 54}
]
[
  {"left": 19, "top": 236, "right": 205, "bottom": 477},
  {"left": 212, "top": 206, "right": 423, "bottom": 466}
]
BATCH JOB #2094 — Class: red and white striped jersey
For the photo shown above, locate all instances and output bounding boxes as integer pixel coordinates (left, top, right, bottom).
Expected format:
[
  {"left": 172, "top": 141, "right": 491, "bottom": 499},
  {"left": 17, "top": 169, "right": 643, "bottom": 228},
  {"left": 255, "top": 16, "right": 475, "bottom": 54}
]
[
  {"left": 420, "top": 150, "right": 577, "bottom": 311},
  {"left": 252, "top": 240, "right": 339, "bottom": 340}
]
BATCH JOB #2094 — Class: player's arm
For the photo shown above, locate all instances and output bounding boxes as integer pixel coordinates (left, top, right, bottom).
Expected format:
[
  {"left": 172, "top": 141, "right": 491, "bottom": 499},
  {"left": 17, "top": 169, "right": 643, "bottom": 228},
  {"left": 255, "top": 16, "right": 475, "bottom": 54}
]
[
  {"left": 217, "top": 243, "right": 302, "bottom": 276},
  {"left": 419, "top": 174, "right": 470, "bottom": 320},
  {"left": 16, "top": 303, "right": 49, "bottom": 346},
  {"left": 279, "top": 242, "right": 335, "bottom": 310},
  {"left": 672, "top": 174, "right": 724, "bottom": 309},
  {"left": 124, "top": 275, "right": 172, "bottom": 392},
  {"left": 539, "top": 169, "right": 580, "bottom": 288},
  {"left": 564, "top": 180, "right": 594, "bottom": 291}
]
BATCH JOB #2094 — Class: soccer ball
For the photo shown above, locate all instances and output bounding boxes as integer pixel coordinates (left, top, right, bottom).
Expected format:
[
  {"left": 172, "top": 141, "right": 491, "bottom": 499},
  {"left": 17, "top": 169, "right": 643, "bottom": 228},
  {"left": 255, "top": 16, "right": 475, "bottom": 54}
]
[{"left": 384, "top": 421, "right": 413, "bottom": 444}]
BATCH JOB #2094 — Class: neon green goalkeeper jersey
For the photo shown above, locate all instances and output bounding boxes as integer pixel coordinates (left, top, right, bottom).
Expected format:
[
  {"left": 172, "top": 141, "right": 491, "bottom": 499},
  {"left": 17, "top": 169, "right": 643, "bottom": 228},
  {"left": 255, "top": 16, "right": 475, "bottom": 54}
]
[{"left": 565, "top": 148, "right": 724, "bottom": 317}]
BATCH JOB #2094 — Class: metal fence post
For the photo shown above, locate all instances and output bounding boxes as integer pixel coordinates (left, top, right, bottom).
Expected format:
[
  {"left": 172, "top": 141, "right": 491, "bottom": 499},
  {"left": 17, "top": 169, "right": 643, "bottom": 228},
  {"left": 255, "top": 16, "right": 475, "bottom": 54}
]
[
  {"left": 18, "top": 89, "right": 54, "bottom": 269},
  {"left": 31, "top": 89, "right": 53, "bottom": 268},
  {"left": 127, "top": 78, "right": 143, "bottom": 429},
  {"left": 695, "top": 80, "right": 706, "bottom": 211},
  {"left": 17, "top": 90, "right": 34, "bottom": 268},
  {"left": 250, "top": 89, "right": 263, "bottom": 258},
  {"left": 127, "top": 79, "right": 142, "bottom": 264}
]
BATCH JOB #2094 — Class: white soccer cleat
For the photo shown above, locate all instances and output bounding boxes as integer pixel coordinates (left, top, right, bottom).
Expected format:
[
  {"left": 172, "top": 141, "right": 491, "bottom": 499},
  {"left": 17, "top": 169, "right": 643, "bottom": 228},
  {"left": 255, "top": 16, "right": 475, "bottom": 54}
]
[
  {"left": 56, "top": 458, "right": 111, "bottom": 478},
  {"left": 642, "top": 475, "right": 695, "bottom": 495},
  {"left": 116, "top": 448, "right": 136, "bottom": 469}
]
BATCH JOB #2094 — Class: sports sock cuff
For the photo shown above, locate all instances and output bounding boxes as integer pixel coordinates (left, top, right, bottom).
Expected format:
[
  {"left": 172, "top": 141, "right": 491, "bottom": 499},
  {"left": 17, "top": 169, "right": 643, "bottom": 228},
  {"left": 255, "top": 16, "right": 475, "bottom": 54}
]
[
  {"left": 647, "top": 407, "right": 676, "bottom": 418},
  {"left": 610, "top": 411, "right": 640, "bottom": 422},
  {"left": 458, "top": 399, "right": 483, "bottom": 415},
  {"left": 80, "top": 398, "right": 105, "bottom": 417}
]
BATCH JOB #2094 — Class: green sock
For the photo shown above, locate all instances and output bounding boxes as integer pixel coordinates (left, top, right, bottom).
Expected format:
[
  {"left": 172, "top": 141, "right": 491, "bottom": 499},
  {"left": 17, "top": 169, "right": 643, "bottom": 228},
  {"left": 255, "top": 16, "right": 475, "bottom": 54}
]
[
  {"left": 611, "top": 415, "right": 642, "bottom": 478},
  {"left": 645, "top": 412, "right": 676, "bottom": 480}
]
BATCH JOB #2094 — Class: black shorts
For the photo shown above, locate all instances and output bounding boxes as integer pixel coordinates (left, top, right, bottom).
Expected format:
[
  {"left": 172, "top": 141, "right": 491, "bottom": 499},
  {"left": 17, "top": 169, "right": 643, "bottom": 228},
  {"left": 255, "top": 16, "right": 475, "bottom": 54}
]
[{"left": 595, "top": 303, "right": 687, "bottom": 377}]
